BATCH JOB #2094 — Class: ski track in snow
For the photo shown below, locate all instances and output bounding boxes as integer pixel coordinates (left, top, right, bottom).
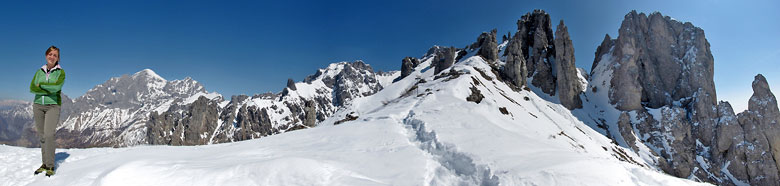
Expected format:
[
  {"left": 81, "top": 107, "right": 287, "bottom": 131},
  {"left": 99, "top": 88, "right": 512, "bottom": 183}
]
[{"left": 1, "top": 53, "right": 712, "bottom": 185}]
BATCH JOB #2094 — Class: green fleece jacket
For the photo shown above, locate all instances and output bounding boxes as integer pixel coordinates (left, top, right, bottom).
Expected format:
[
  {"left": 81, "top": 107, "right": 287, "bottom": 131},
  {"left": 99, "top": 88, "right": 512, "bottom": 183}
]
[{"left": 30, "top": 64, "right": 65, "bottom": 105}]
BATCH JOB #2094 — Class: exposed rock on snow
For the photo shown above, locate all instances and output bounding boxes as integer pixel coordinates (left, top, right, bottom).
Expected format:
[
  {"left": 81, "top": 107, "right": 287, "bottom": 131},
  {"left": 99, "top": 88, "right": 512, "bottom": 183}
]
[
  {"left": 592, "top": 10, "right": 778, "bottom": 185},
  {"left": 502, "top": 28, "right": 527, "bottom": 88},
  {"left": 517, "top": 9, "right": 556, "bottom": 95},
  {"left": 554, "top": 20, "right": 583, "bottom": 109},
  {"left": 398, "top": 56, "right": 420, "bottom": 81},
  {"left": 433, "top": 46, "right": 458, "bottom": 75},
  {"left": 473, "top": 29, "right": 499, "bottom": 64}
]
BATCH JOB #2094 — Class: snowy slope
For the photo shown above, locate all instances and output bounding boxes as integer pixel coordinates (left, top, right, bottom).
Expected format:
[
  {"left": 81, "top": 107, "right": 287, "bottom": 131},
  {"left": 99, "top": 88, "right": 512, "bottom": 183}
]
[
  {"left": 0, "top": 55, "right": 709, "bottom": 186},
  {"left": 54, "top": 69, "right": 217, "bottom": 147},
  {"left": 172, "top": 60, "right": 400, "bottom": 145}
]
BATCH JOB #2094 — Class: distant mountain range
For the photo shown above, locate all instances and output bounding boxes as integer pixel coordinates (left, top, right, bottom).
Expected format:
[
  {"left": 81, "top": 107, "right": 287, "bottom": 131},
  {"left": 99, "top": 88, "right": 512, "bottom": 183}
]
[{"left": 1, "top": 9, "right": 777, "bottom": 185}]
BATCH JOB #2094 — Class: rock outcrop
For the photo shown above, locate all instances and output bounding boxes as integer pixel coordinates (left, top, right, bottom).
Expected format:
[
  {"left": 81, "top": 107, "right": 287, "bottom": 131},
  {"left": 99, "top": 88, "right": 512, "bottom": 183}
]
[
  {"left": 592, "top": 34, "right": 613, "bottom": 74},
  {"left": 287, "top": 78, "right": 297, "bottom": 91},
  {"left": 397, "top": 57, "right": 420, "bottom": 81},
  {"left": 433, "top": 46, "right": 457, "bottom": 75},
  {"left": 727, "top": 74, "right": 780, "bottom": 185},
  {"left": 502, "top": 28, "right": 527, "bottom": 88},
  {"left": 517, "top": 10, "right": 556, "bottom": 95},
  {"left": 147, "top": 96, "right": 221, "bottom": 145},
  {"left": 497, "top": 10, "right": 583, "bottom": 109},
  {"left": 603, "top": 11, "right": 716, "bottom": 111},
  {"left": 57, "top": 70, "right": 208, "bottom": 147},
  {"left": 553, "top": 20, "right": 583, "bottom": 109},
  {"left": 148, "top": 61, "right": 395, "bottom": 146},
  {"left": 473, "top": 29, "right": 499, "bottom": 63},
  {"left": 595, "top": 10, "right": 779, "bottom": 185},
  {"left": 712, "top": 101, "right": 749, "bottom": 183}
]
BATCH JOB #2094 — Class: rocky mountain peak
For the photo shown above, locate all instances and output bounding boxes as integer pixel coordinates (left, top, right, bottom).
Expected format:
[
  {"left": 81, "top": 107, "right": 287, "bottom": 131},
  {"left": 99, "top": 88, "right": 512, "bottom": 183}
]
[
  {"left": 516, "top": 9, "right": 556, "bottom": 95},
  {"left": 472, "top": 29, "right": 499, "bottom": 63},
  {"left": 748, "top": 74, "right": 778, "bottom": 116},
  {"left": 133, "top": 68, "right": 166, "bottom": 82},
  {"left": 591, "top": 34, "right": 613, "bottom": 74},
  {"left": 751, "top": 74, "right": 773, "bottom": 98},
  {"left": 592, "top": 10, "right": 780, "bottom": 185},
  {"left": 553, "top": 20, "right": 582, "bottom": 109},
  {"left": 603, "top": 10, "right": 715, "bottom": 110}
]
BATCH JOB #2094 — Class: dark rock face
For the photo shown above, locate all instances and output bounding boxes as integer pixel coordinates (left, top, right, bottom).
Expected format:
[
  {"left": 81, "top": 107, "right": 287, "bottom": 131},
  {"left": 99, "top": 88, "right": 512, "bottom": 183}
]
[
  {"left": 597, "top": 11, "right": 779, "bottom": 185},
  {"left": 58, "top": 70, "right": 207, "bottom": 147},
  {"left": 433, "top": 46, "right": 457, "bottom": 75},
  {"left": 502, "top": 29, "right": 527, "bottom": 88},
  {"left": 726, "top": 74, "right": 780, "bottom": 185},
  {"left": 332, "top": 61, "right": 383, "bottom": 106},
  {"left": 303, "top": 100, "right": 317, "bottom": 127},
  {"left": 147, "top": 96, "right": 220, "bottom": 145},
  {"left": 148, "top": 61, "right": 392, "bottom": 146},
  {"left": 281, "top": 78, "right": 297, "bottom": 97},
  {"left": 618, "top": 107, "right": 695, "bottom": 178},
  {"left": 466, "top": 86, "right": 484, "bottom": 104},
  {"left": 517, "top": 9, "right": 556, "bottom": 95},
  {"left": 473, "top": 29, "right": 499, "bottom": 63},
  {"left": 616, "top": 112, "right": 637, "bottom": 152},
  {"left": 605, "top": 11, "right": 715, "bottom": 111},
  {"left": 497, "top": 10, "right": 582, "bottom": 109},
  {"left": 397, "top": 57, "right": 420, "bottom": 82},
  {"left": 712, "top": 101, "right": 749, "bottom": 183},
  {"left": 287, "top": 78, "right": 297, "bottom": 91},
  {"left": 553, "top": 20, "right": 583, "bottom": 109},
  {"left": 592, "top": 34, "right": 614, "bottom": 75},
  {"left": 235, "top": 105, "right": 275, "bottom": 141}
]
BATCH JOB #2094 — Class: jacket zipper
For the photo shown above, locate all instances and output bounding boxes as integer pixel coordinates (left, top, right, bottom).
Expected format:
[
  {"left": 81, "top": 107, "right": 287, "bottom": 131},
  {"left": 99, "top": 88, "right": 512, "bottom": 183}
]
[{"left": 42, "top": 70, "right": 49, "bottom": 105}]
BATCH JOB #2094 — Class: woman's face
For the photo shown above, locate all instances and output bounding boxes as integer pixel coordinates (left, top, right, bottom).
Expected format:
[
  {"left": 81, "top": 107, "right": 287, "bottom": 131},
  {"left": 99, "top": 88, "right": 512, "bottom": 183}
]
[{"left": 46, "top": 50, "right": 59, "bottom": 66}]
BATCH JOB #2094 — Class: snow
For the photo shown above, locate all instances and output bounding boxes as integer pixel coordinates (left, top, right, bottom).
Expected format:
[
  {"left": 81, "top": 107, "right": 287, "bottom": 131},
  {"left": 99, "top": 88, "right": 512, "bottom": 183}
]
[
  {"left": 134, "top": 69, "right": 166, "bottom": 82},
  {"left": 182, "top": 92, "right": 223, "bottom": 105},
  {"left": 376, "top": 71, "right": 400, "bottom": 88},
  {"left": 0, "top": 120, "right": 430, "bottom": 186},
  {"left": 721, "top": 161, "right": 750, "bottom": 186},
  {"left": 575, "top": 68, "right": 589, "bottom": 92},
  {"left": 1, "top": 53, "right": 710, "bottom": 185}
]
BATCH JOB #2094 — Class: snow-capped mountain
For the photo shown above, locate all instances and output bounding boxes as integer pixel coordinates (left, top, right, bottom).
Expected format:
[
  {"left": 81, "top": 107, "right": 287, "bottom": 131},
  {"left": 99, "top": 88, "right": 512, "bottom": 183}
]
[
  {"left": 3, "top": 9, "right": 777, "bottom": 186},
  {"left": 576, "top": 11, "right": 780, "bottom": 185},
  {"left": 1, "top": 61, "right": 397, "bottom": 148},
  {"left": 0, "top": 101, "right": 34, "bottom": 146},
  {"left": 0, "top": 95, "right": 73, "bottom": 147},
  {"left": 54, "top": 69, "right": 213, "bottom": 147},
  {"left": 147, "top": 60, "right": 399, "bottom": 145},
  {"left": 0, "top": 42, "right": 705, "bottom": 186}
]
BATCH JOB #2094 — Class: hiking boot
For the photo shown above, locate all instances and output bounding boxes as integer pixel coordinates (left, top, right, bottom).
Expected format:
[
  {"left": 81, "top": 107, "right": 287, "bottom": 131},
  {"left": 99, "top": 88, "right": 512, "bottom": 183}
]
[
  {"left": 34, "top": 165, "right": 55, "bottom": 176},
  {"left": 45, "top": 167, "right": 55, "bottom": 177},
  {"left": 34, "top": 164, "right": 47, "bottom": 175}
]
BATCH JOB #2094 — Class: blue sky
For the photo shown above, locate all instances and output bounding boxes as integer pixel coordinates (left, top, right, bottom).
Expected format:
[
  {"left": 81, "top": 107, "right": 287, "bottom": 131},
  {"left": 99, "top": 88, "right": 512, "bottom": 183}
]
[{"left": 1, "top": 0, "right": 778, "bottom": 112}]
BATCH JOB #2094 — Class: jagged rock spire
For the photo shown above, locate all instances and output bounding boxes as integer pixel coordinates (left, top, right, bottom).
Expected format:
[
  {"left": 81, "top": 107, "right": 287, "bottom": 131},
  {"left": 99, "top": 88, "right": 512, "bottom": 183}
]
[{"left": 554, "top": 20, "right": 582, "bottom": 109}]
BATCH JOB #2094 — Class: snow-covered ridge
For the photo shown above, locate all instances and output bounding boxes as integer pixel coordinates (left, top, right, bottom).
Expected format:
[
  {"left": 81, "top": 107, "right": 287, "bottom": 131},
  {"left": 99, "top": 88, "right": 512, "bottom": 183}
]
[
  {"left": 0, "top": 53, "right": 707, "bottom": 185},
  {"left": 133, "top": 68, "right": 166, "bottom": 81},
  {"left": 145, "top": 60, "right": 400, "bottom": 146},
  {"left": 57, "top": 69, "right": 213, "bottom": 147}
]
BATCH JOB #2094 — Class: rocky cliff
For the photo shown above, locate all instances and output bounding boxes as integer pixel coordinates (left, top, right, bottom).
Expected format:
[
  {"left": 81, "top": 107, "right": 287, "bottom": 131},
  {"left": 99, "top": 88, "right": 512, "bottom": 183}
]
[
  {"left": 147, "top": 61, "right": 398, "bottom": 145},
  {"left": 592, "top": 10, "right": 779, "bottom": 185}
]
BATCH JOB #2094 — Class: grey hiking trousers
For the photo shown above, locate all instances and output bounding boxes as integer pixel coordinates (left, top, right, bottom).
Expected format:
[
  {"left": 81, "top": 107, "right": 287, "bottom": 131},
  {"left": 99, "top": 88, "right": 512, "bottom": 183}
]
[{"left": 33, "top": 103, "right": 60, "bottom": 168}]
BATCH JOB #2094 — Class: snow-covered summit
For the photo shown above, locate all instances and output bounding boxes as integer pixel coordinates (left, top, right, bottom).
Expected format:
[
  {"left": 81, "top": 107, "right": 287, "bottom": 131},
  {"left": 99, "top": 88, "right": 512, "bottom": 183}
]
[
  {"left": 56, "top": 69, "right": 214, "bottom": 147},
  {"left": 132, "top": 68, "right": 166, "bottom": 82},
  {"left": 0, "top": 53, "right": 707, "bottom": 186},
  {"left": 147, "top": 60, "right": 399, "bottom": 145}
]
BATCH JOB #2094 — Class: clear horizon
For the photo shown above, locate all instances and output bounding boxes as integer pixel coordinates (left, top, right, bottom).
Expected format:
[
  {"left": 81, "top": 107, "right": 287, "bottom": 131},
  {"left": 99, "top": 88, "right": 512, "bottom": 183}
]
[{"left": 1, "top": 0, "right": 778, "bottom": 112}]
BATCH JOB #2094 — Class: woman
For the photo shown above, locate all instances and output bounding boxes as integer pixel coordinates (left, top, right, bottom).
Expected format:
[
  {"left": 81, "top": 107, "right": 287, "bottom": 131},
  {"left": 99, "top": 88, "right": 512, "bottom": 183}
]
[{"left": 30, "top": 45, "right": 65, "bottom": 177}]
